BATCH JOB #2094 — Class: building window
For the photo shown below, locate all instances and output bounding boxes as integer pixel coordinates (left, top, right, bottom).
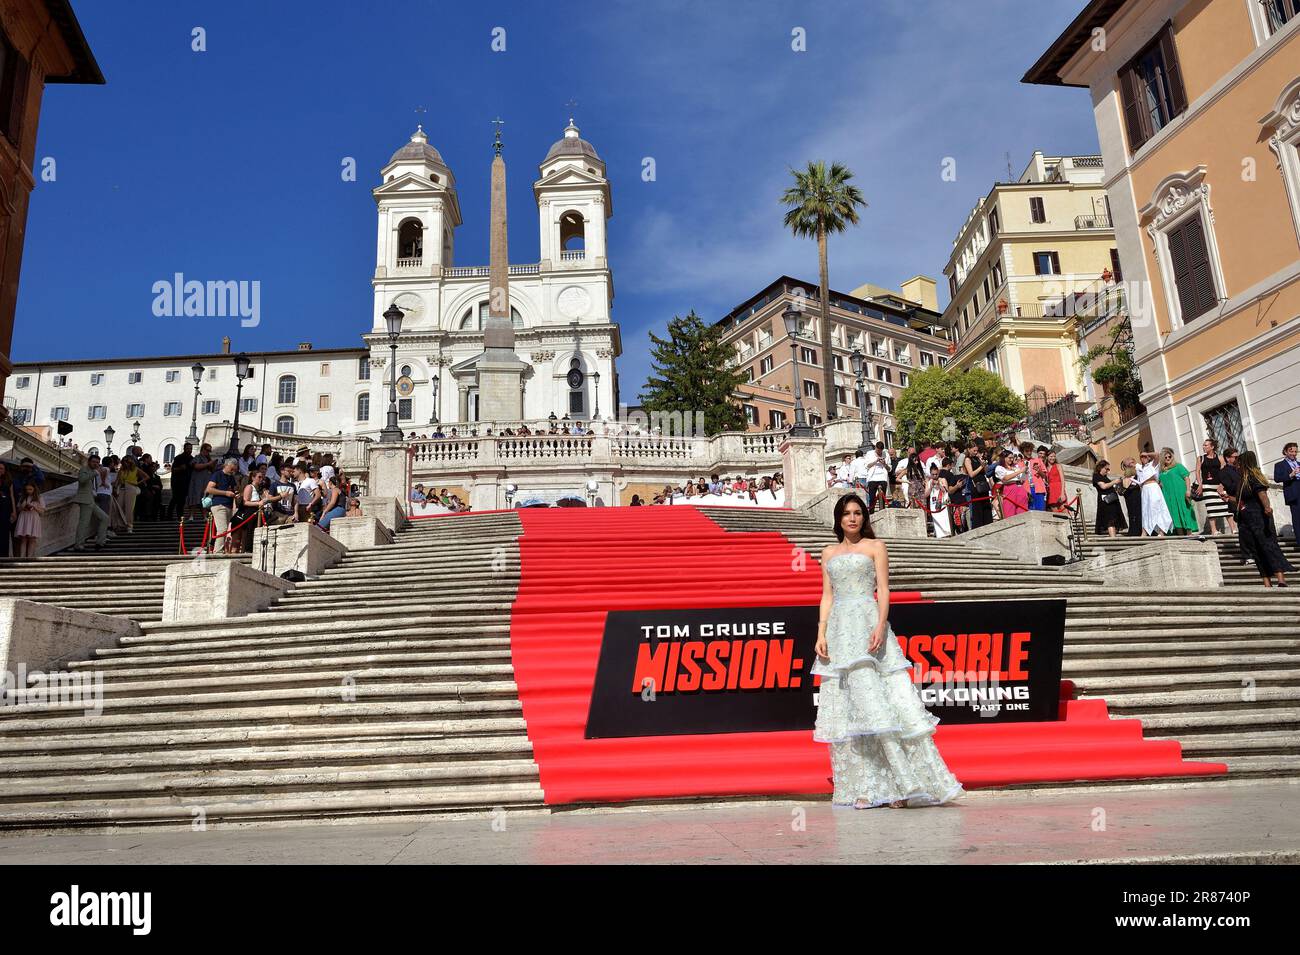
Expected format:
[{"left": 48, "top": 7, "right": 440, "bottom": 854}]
[
  {"left": 240, "top": 398, "right": 258, "bottom": 413},
  {"left": 879, "top": 396, "right": 895, "bottom": 415},
  {"left": 14, "top": 376, "right": 28, "bottom": 389},
  {"left": 809, "top": 413, "right": 822, "bottom": 427},
  {"left": 163, "top": 444, "right": 176, "bottom": 465},
  {"left": 166, "top": 370, "right": 180, "bottom": 383},
  {"left": 1029, "top": 197, "right": 1046, "bottom": 223},
  {"left": 899, "top": 371, "right": 910, "bottom": 389},
  {"left": 0, "top": 31, "right": 30, "bottom": 148},
  {"left": 920, "top": 352, "right": 934, "bottom": 367},
  {"left": 90, "top": 373, "right": 104, "bottom": 386},
  {"left": 884, "top": 430, "right": 896, "bottom": 449},
  {"left": 799, "top": 346, "right": 818, "bottom": 364},
  {"left": 128, "top": 371, "right": 143, "bottom": 384},
  {"left": 164, "top": 401, "right": 182, "bottom": 416},
  {"left": 759, "top": 356, "right": 773, "bottom": 375},
  {"left": 53, "top": 375, "right": 67, "bottom": 387},
  {"left": 202, "top": 400, "right": 220, "bottom": 415},
  {"left": 835, "top": 385, "right": 847, "bottom": 406},
  {"left": 88, "top": 405, "right": 106, "bottom": 420},
  {"left": 982, "top": 277, "right": 991, "bottom": 300},
  {"left": 50, "top": 407, "right": 69, "bottom": 421},
  {"left": 988, "top": 208, "right": 1000, "bottom": 236},
  {"left": 278, "top": 375, "right": 297, "bottom": 404},
  {"left": 804, "top": 380, "right": 820, "bottom": 399},
  {"left": 208, "top": 368, "right": 217, "bottom": 381},
  {"left": 126, "top": 403, "right": 145, "bottom": 418},
  {"left": 11, "top": 408, "right": 30, "bottom": 425},
  {"left": 318, "top": 395, "right": 331, "bottom": 411},
  {"left": 1119, "top": 23, "right": 1188, "bottom": 153},
  {"left": 948, "top": 274, "right": 958, "bottom": 299},
  {"left": 833, "top": 354, "right": 844, "bottom": 372},
  {"left": 275, "top": 415, "right": 295, "bottom": 434},
  {"left": 400, "top": 365, "right": 412, "bottom": 378},
  {"left": 745, "top": 366, "right": 755, "bottom": 383},
  {"left": 743, "top": 404, "right": 759, "bottom": 426},
  {"left": 357, "top": 393, "right": 370, "bottom": 422},
  {"left": 876, "top": 366, "right": 891, "bottom": 383},
  {"left": 1203, "top": 399, "right": 1246, "bottom": 452},
  {"left": 1034, "top": 251, "right": 1061, "bottom": 275},
  {"left": 320, "top": 362, "right": 330, "bottom": 377},
  {"left": 1109, "top": 248, "right": 1124, "bottom": 283},
  {"left": 1257, "top": 0, "right": 1299, "bottom": 37},
  {"left": 1140, "top": 167, "right": 1226, "bottom": 328},
  {"left": 985, "top": 348, "right": 1000, "bottom": 373},
  {"left": 1262, "top": 77, "right": 1300, "bottom": 245},
  {"left": 992, "top": 260, "right": 1004, "bottom": 288},
  {"left": 768, "top": 409, "right": 786, "bottom": 429},
  {"left": 398, "top": 398, "right": 413, "bottom": 421},
  {"left": 358, "top": 357, "right": 371, "bottom": 380},
  {"left": 1165, "top": 214, "right": 1219, "bottom": 323}
]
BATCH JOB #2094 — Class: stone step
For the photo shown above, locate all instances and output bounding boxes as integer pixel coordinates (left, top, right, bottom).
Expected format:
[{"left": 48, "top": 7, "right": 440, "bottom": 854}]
[
  {"left": 1130, "top": 707, "right": 1300, "bottom": 734},
  {"left": 1064, "top": 625, "right": 1299, "bottom": 639},
  {"left": 1064, "top": 638, "right": 1298, "bottom": 655},
  {"left": 134, "top": 601, "right": 516, "bottom": 635},
  {"left": 1153, "top": 731, "right": 1299, "bottom": 756},
  {"left": 1089, "top": 685, "right": 1300, "bottom": 713},
  {"left": 0, "top": 782, "right": 545, "bottom": 829},
  {"left": 1067, "top": 668, "right": 1300, "bottom": 693},
  {"left": 74, "top": 643, "right": 513, "bottom": 672},
  {"left": 107, "top": 625, "right": 511, "bottom": 654},
  {"left": 1063, "top": 654, "right": 1300, "bottom": 674}
]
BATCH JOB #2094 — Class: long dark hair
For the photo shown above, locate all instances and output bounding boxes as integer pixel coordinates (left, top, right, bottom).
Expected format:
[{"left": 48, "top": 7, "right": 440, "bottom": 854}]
[{"left": 832, "top": 492, "right": 876, "bottom": 542}]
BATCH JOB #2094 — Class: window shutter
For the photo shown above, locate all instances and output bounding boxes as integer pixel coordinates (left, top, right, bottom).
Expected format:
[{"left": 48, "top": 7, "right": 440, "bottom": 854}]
[
  {"left": 1157, "top": 24, "right": 1187, "bottom": 117},
  {"left": 1168, "top": 215, "right": 1216, "bottom": 322},
  {"left": 1119, "top": 63, "right": 1149, "bottom": 151}
]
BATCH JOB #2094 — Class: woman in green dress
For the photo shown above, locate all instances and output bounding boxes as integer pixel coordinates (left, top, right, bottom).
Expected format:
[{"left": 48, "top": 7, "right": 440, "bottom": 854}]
[{"left": 1159, "top": 447, "right": 1199, "bottom": 535}]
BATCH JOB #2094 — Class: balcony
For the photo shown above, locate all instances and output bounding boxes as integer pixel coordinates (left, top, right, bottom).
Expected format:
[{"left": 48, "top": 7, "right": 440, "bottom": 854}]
[
  {"left": 1074, "top": 213, "right": 1113, "bottom": 230},
  {"left": 560, "top": 250, "right": 586, "bottom": 262},
  {"left": 395, "top": 256, "right": 423, "bottom": 269},
  {"left": 444, "top": 263, "right": 543, "bottom": 277}
]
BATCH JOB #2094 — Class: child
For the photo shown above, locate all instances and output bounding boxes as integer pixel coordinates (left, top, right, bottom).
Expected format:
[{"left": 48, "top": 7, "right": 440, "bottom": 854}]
[{"left": 14, "top": 482, "right": 44, "bottom": 558}]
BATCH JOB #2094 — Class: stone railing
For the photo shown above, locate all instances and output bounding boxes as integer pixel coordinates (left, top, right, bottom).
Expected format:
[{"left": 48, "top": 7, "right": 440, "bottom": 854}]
[
  {"left": 0, "top": 421, "right": 84, "bottom": 476},
  {"left": 200, "top": 422, "right": 370, "bottom": 472}
]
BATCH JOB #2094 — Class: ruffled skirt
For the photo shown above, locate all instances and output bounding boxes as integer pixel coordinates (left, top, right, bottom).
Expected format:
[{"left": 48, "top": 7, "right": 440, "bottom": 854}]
[{"left": 812, "top": 595, "right": 964, "bottom": 808}]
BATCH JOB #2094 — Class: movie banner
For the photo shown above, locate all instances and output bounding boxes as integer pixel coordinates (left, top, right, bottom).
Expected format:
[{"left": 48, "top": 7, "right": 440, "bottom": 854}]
[{"left": 584, "top": 599, "right": 1065, "bottom": 738}]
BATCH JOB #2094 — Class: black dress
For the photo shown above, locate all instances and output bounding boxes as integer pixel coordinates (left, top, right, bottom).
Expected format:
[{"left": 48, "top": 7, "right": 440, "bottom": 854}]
[
  {"left": 0, "top": 485, "right": 12, "bottom": 558},
  {"left": 1237, "top": 476, "right": 1295, "bottom": 577},
  {"left": 967, "top": 466, "right": 994, "bottom": 529},
  {"left": 1123, "top": 476, "right": 1143, "bottom": 536},
  {"left": 1093, "top": 473, "right": 1128, "bottom": 533}
]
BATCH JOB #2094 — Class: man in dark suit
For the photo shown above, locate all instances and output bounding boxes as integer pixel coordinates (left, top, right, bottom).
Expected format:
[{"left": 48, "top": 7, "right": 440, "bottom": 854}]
[{"left": 1274, "top": 441, "right": 1300, "bottom": 550}]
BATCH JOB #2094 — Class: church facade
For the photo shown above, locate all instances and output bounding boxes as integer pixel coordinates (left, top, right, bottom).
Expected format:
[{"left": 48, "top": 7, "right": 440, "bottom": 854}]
[{"left": 8, "top": 120, "right": 623, "bottom": 461}]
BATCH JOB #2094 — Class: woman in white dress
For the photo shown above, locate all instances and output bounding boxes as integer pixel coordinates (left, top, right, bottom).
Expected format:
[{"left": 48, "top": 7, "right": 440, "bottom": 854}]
[
  {"left": 925, "top": 463, "right": 952, "bottom": 538},
  {"left": 1137, "top": 450, "right": 1172, "bottom": 536},
  {"left": 813, "top": 493, "right": 964, "bottom": 809}
]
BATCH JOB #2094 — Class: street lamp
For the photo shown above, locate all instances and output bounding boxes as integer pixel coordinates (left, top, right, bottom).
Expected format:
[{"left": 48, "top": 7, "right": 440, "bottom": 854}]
[
  {"left": 850, "top": 346, "right": 873, "bottom": 455},
  {"left": 586, "top": 478, "right": 599, "bottom": 506},
  {"left": 781, "top": 304, "right": 814, "bottom": 436},
  {"left": 592, "top": 370, "right": 601, "bottom": 420},
  {"left": 227, "top": 352, "right": 251, "bottom": 457},
  {"left": 505, "top": 483, "right": 517, "bottom": 508},
  {"left": 187, "top": 361, "right": 204, "bottom": 444},
  {"left": 429, "top": 373, "right": 440, "bottom": 425},
  {"left": 131, "top": 420, "right": 141, "bottom": 452},
  {"left": 104, "top": 425, "right": 115, "bottom": 458},
  {"left": 380, "top": 304, "right": 404, "bottom": 442}
]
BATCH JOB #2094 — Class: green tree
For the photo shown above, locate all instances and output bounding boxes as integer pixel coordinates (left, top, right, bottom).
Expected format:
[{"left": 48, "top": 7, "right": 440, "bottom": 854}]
[
  {"left": 780, "top": 161, "right": 867, "bottom": 420},
  {"left": 895, "top": 367, "right": 1027, "bottom": 444},
  {"left": 641, "top": 310, "right": 748, "bottom": 435}
]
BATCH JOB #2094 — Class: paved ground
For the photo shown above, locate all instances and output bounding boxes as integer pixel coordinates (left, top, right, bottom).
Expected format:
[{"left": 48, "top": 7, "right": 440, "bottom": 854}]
[{"left": 0, "top": 780, "right": 1296, "bottom": 864}]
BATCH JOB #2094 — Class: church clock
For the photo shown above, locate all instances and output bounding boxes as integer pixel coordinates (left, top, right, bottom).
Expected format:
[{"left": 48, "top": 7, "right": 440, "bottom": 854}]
[{"left": 391, "top": 292, "right": 426, "bottom": 323}]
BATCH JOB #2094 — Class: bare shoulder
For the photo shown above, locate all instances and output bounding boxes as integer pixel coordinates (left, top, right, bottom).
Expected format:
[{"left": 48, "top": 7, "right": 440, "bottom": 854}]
[
  {"left": 820, "top": 543, "right": 837, "bottom": 561},
  {"left": 866, "top": 538, "right": 889, "bottom": 557}
]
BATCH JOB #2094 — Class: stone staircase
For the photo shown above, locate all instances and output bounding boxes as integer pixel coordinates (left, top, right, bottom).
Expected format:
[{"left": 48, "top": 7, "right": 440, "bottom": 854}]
[
  {"left": 0, "top": 519, "right": 242, "bottom": 623},
  {"left": 1080, "top": 531, "right": 1300, "bottom": 588},
  {"left": 0, "top": 512, "right": 542, "bottom": 828},
  {"left": 698, "top": 506, "right": 1300, "bottom": 780},
  {"left": 0, "top": 504, "right": 1296, "bottom": 830}
]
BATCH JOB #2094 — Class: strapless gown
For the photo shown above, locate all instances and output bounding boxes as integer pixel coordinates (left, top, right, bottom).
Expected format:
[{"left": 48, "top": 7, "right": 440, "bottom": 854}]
[{"left": 812, "top": 551, "right": 964, "bottom": 808}]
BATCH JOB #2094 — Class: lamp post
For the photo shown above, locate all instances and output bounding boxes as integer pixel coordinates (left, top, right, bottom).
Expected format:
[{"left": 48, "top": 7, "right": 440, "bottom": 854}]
[
  {"left": 131, "top": 421, "right": 141, "bottom": 454},
  {"left": 104, "top": 425, "right": 115, "bottom": 458},
  {"left": 781, "top": 304, "right": 814, "bottom": 436},
  {"left": 592, "top": 370, "right": 601, "bottom": 420},
  {"left": 227, "top": 353, "right": 251, "bottom": 457},
  {"left": 504, "top": 483, "right": 517, "bottom": 508},
  {"left": 429, "top": 374, "right": 440, "bottom": 425},
  {"left": 850, "top": 347, "right": 873, "bottom": 455},
  {"left": 379, "top": 304, "right": 404, "bottom": 442},
  {"left": 187, "top": 361, "right": 204, "bottom": 444},
  {"left": 586, "top": 478, "right": 599, "bottom": 506}
]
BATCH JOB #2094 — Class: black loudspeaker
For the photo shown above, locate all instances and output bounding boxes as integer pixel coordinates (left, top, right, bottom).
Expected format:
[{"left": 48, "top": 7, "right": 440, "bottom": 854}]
[
  {"left": 280, "top": 569, "right": 306, "bottom": 582},
  {"left": 1041, "top": 554, "right": 1067, "bottom": 566},
  {"left": 56, "top": 420, "right": 74, "bottom": 436}
]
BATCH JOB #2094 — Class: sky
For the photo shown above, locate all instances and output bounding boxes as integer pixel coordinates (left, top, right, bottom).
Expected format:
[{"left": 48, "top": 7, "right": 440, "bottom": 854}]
[{"left": 17, "top": 0, "right": 1100, "bottom": 400}]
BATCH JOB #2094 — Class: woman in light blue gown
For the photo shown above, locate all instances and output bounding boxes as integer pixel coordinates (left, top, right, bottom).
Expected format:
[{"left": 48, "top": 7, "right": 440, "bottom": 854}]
[{"left": 813, "top": 493, "right": 964, "bottom": 809}]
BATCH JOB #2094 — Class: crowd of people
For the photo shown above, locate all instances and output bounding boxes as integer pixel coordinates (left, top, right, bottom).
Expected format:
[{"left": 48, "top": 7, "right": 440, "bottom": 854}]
[
  {"left": 410, "top": 484, "right": 470, "bottom": 512},
  {"left": 827, "top": 434, "right": 1075, "bottom": 538},
  {"left": 1092, "top": 438, "right": 1295, "bottom": 588},
  {"left": 641, "top": 473, "right": 786, "bottom": 506},
  {"left": 68, "top": 441, "right": 361, "bottom": 555}
]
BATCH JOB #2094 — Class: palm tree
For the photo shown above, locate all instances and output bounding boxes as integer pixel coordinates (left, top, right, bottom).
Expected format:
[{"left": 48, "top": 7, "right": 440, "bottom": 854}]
[{"left": 780, "top": 161, "right": 866, "bottom": 423}]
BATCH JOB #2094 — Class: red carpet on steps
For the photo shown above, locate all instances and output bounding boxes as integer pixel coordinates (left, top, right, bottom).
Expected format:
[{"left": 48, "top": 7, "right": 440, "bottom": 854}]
[{"left": 506, "top": 506, "right": 1226, "bottom": 804}]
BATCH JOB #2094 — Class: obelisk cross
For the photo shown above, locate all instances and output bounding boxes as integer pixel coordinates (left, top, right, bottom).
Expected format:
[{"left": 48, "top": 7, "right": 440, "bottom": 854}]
[{"left": 492, "top": 116, "right": 504, "bottom": 155}]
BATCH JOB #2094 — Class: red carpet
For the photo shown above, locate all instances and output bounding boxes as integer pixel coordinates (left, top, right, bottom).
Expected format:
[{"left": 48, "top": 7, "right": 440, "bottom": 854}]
[{"left": 507, "top": 507, "right": 1226, "bottom": 804}]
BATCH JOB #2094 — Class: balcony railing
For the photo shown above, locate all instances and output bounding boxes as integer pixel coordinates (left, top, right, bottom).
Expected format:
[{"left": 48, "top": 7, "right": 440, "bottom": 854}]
[
  {"left": 1074, "top": 213, "right": 1113, "bottom": 230},
  {"left": 444, "top": 263, "right": 543, "bottom": 277},
  {"left": 395, "top": 256, "right": 423, "bottom": 268},
  {"left": 560, "top": 250, "right": 586, "bottom": 261}
]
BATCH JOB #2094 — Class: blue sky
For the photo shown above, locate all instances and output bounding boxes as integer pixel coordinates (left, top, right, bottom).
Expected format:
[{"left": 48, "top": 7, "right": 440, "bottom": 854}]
[{"left": 17, "top": 0, "right": 1099, "bottom": 400}]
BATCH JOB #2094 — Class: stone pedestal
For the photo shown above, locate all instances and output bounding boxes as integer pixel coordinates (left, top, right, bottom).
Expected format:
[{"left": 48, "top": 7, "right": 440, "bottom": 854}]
[
  {"left": 367, "top": 442, "right": 410, "bottom": 506},
  {"left": 960, "top": 510, "right": 1072, "bottom": 565},
  {"left": 360, "top": 495, "right": 407, "bottom": 532},
  {"left": 780, "top": 433, "right": 828, "bottom": 510},
  {"left": 162, "top": 559, "right": 293, "bottom": 623},
  {"left": 1087, "top": 538, "right": 1223, "bottom": 588},
  {"left": 251, "top": 522, "right": 348, "bottom": 578},
  {"left": 327, "top": 516, "right": 394, "bottom": 550},
  {"left": 0, "top": 599, "right": 139, "bottom": 675},
  {"left": 868, "top": 508, "right": 927, "bottom": 539}
]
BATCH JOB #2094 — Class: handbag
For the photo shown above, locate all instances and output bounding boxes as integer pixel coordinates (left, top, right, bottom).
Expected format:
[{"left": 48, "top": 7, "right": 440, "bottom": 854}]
[
  {"left": 200, "top": 495, "right": 214, "bottom": 509},
  {"left": 1100, "top": 490, "right": 1119, "bottom": 505}
]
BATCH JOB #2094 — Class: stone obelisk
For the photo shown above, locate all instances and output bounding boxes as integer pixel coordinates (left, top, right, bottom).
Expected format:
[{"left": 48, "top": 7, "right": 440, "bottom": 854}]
[{"left": 476, "top": 120, "right": 526, "bottom": 423}]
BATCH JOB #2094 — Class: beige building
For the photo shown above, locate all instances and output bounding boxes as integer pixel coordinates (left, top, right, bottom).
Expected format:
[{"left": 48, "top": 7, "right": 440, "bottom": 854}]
[
  {"left": 716, "top": 276, "right": 949, "bottom": 445},
  {"left": 942, "top": 152, "right": 1123, "bottom": 424},
  {"left": 1026, "top": 0, "right": 1300, "bottom": 485}
]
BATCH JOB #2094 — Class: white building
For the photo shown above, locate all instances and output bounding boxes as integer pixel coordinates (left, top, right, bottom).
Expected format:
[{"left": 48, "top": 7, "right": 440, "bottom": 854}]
[{"left": 8, "top": 120, "right": 623, "bottom": 461}]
